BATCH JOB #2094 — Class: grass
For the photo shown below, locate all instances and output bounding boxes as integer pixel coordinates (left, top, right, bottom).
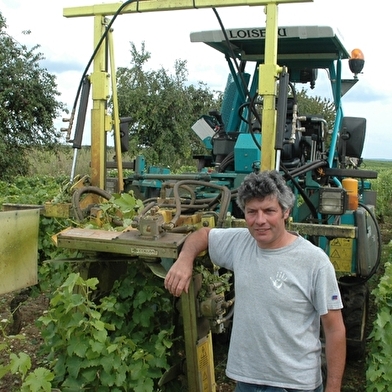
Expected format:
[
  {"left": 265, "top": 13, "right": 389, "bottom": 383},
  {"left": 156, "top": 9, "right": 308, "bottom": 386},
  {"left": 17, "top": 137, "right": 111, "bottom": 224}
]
[
  {"left": 25, "top": 146, "right": 126, "bottom": 181},
  {"left": 26, "top": 146, "right": 92, "bottom": 178}
]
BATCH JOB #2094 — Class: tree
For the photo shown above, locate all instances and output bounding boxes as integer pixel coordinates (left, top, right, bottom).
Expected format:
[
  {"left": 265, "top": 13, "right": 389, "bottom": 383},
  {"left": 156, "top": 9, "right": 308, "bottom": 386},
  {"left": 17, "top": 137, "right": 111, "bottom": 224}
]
[
  {"left": 296, "top": 87, "right": 336, "bottom": 131},
  {"left": 115, "top": 43, "right": 336, "bottom": 171},
  {"left": 116, "top": 42, "right": 220, "bottom": 170},
  {"left": 0, "top": 13, "right": 65, "bottom": 180}
]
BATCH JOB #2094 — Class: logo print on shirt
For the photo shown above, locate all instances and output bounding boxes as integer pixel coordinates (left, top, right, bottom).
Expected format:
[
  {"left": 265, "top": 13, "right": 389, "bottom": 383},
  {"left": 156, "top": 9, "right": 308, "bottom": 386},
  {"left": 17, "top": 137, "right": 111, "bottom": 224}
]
[{"left": 270, "top": 271, "right": 287, "bottom": 289}]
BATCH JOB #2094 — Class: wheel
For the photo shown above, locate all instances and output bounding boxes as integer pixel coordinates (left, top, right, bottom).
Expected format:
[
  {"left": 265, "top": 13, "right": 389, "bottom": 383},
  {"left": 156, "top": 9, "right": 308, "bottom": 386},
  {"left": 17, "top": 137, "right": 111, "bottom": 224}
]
[{"left": 339, "top": 276, "right": 370, "bottom": 360}]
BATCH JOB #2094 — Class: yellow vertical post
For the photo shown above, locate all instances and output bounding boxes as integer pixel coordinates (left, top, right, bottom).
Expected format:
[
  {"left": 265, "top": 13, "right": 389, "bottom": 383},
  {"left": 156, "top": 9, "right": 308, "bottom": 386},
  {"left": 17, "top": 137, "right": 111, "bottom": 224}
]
[
  {"left": 181, "top": 278, "right": 202, "bottom": 392},
  {"left": 258, "top": 3, "right": 283, "bottom": 171},
  {"left": 90, "top": 15, "right": 109, "bottom": 189},
  {"left": 108, "top": 29, "right": 124, "bottom": 192},
  {"left": 181, "top": 275, "right": 216, "bottom": 392}
]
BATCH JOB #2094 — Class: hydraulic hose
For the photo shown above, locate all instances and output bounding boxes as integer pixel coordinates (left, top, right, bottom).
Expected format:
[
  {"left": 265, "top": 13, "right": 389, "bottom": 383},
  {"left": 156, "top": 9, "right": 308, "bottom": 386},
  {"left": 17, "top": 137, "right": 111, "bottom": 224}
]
[
  {"left": 280, "top": 164, "right": 319, "bottom": 221},
  {"left": 164, "top": 180, "right": 232, "bottom": 229},
  {"left": 284, "top": 159, "right": 328, "bottom": 180},
  {"left": 72, "top": 186, "right": 113, "bottom": 222}
]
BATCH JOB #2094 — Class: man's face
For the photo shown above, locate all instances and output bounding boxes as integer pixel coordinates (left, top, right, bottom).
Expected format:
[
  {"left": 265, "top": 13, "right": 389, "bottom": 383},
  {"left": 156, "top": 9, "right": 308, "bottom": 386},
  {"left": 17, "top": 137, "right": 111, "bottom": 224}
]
[{"left": 244, "top": 195, "right": 290, "bottom": 249}]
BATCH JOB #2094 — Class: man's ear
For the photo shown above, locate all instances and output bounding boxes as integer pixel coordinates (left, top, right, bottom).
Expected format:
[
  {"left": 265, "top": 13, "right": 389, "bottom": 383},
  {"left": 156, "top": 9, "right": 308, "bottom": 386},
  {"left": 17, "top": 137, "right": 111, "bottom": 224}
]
[{"left": 283, "top": 208, "right": 291, "bottom": 220}]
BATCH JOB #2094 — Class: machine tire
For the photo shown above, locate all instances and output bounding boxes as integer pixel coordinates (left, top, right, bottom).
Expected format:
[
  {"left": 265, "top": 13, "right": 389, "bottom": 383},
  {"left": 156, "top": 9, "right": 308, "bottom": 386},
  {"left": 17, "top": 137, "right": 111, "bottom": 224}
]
[{"left": 339, "top": 276, "right": 370, "bottom": 360}]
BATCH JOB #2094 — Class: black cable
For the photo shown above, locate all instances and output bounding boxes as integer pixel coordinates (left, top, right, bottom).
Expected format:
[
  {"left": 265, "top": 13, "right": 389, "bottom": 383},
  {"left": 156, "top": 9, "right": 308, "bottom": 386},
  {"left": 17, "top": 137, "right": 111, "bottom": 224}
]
[
  {"left": 285, "top": 159, "right": 328, "bottom": 180},
  {"left": 212, "top": 9, "right": 249, "bottom": 102},
  {"left": 289, "top": 82, "right": 297, "bottom": 101},
  {"left": 238, "top": 102, "right": 250, "bottom": 124},
  {"left": 248, "top": 92, "right": 262, "bottom": 150},
  {"left": 280, "top": 163, "right": 318, "bottom": 221},
  {"left": 69, "top": 0, "right": 137, "bottom": 130},
  {"left": 212, "top": 8, "right": 261, "bottom": 128}
]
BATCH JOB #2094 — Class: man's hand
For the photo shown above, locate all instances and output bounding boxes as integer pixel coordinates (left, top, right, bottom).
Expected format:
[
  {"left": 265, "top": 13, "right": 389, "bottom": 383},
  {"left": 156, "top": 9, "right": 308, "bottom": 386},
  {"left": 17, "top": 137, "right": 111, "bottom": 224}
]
[
  {"left": 164, "top": 256, "right": 193, "bottom": 296},
  {"left": 164, "top": 227, "right": 211, "bottom": 296}
]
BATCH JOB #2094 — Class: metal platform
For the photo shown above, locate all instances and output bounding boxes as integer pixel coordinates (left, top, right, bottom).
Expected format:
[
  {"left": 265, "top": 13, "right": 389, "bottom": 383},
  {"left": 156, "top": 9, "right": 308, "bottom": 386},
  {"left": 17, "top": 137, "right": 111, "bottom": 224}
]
[{"left": 56, "top": 227, "right": 189, "bottom": 259}]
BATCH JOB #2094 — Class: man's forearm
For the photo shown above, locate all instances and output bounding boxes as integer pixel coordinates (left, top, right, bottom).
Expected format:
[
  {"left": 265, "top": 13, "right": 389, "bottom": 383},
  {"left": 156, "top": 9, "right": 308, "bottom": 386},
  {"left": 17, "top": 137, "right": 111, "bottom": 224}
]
[
  {"left": 164, "top": 227, "right": 211, "bottom": 296},
  {"left": 323, "top": 311, "right": 346, "bottom": 391},
  {"left": 179, "top": 227, "right": 210, "bottom": 259},
  {"left": 325, "top": 331, "right": 346, "bottom": 391}
]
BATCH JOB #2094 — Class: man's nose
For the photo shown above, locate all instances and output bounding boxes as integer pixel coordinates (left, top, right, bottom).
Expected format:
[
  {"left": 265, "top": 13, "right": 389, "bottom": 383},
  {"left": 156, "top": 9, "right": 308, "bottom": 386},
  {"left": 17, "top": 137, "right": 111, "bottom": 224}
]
[{"left": 255, "top": 211, "right": 266, "bottom": 224}]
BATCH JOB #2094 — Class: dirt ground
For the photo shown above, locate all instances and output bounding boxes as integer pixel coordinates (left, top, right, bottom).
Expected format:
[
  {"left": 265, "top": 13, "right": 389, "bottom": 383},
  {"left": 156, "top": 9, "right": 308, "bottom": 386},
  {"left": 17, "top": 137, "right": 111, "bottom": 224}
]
[
  {"left": 0, "top": 292, "right": 48, "bottom": 392},
  {"left": 0, "top": 221, "right": 390, "bottom": 392}
]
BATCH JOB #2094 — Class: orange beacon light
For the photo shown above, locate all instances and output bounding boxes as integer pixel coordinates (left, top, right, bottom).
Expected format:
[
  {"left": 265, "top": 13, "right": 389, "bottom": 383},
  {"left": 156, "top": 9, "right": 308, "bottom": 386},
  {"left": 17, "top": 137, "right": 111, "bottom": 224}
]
[{"left": 349, "top": 48, "right": 365, "bottom": 77}]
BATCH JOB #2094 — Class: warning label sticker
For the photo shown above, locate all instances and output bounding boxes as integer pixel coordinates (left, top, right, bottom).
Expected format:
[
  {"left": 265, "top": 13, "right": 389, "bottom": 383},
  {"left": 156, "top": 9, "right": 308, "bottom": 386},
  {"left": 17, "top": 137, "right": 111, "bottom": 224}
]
[
  {"left": 197, "top": 335, "right": 215, "bottom": 392},
  {"left": 329, "top": 238, "right": 353, "bottom": 272}
]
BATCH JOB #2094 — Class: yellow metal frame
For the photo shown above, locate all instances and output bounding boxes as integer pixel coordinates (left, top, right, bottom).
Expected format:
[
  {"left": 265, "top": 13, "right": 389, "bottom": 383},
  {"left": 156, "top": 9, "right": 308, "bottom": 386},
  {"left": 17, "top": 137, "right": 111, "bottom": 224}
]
[
  {"left": 62, "top": 1, "right": 314, "bottom": 390},
  {"left": 64, "top": 0, "right": 313, "bottom": 188},
  {"left": 64, "top": 0, "right": 312, "bottom": 18}
]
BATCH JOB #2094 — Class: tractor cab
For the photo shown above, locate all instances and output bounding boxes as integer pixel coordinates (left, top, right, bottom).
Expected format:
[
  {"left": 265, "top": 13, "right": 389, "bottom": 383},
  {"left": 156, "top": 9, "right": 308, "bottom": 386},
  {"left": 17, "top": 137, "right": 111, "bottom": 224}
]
[{"left": 190, "top": 25, "right": 365, "bottom": 174}]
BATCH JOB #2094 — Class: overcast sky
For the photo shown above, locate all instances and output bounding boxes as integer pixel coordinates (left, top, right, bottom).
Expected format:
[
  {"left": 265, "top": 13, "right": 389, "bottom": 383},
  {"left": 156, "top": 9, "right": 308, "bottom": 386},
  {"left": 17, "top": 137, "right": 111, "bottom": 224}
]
[{"left": 1, "top": 0, "right": 390, "bottom": 159}]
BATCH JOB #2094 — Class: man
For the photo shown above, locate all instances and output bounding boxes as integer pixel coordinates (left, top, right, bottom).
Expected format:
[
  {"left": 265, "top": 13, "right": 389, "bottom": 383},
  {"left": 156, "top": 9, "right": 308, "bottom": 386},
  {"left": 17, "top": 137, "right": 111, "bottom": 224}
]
[{"left": 165, "top": 170, "right": 346, "bottom": 392}]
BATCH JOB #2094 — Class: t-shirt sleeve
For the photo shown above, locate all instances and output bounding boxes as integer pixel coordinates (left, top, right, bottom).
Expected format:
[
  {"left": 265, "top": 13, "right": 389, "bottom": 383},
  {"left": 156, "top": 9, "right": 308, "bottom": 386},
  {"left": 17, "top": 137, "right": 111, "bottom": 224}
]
[
  {"left": 208, "top": 228, "right": 249, "bottom": 270},
  {"left": 314, "top": 260, "right": 343, "bottom": 315}
]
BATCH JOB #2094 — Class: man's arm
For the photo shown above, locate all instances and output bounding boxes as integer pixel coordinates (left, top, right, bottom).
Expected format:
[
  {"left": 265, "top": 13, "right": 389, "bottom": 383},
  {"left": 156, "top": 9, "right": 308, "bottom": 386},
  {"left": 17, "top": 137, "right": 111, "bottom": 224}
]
[
  {"left": 164, "top": 227, "right": 211, "bottom": 297},
  {"left": 321, "top": 309, "right": 346, "bottom": 392}
]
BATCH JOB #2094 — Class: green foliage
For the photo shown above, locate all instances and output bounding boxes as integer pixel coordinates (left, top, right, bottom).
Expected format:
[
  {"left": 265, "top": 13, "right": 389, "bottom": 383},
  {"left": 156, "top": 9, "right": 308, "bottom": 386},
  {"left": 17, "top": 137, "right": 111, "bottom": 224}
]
[
  {"left": 195, "top": 264, "right": 232, "bottom": 301},
  {"left": 116, "top": 42, "right": 219, "bottom": 170},
  {"left": 368, "top": 168, "right": 392, "bottom": 218},
  {"left": 0, "top": 323, "right": 55, "bottom": 391},
  {"left": 366, "top": 257, "right": 392, "bottom": 391},
  {"left": 356, "top": 161, "right": 392, "bottom": 391},
  {"left": 361, "top": 160, "right": 392, "bottom": 218},
  {"left": 0, "top": 175, "right": 68, "bottom": 207},
  {"left": 83, "top": 191, "right": 144, "bottom": 230},
  {"left": 0, "top": 13, "right": 65, "bottom": 181},
  {"left": 296, "top": 87, "right": 336, "bottom": 133},
  {"left": 38, "top": 267, "right": 175, "bottom": 391},
  {"left": 22, "top": 368, "right": 54, "bottom": 392}
]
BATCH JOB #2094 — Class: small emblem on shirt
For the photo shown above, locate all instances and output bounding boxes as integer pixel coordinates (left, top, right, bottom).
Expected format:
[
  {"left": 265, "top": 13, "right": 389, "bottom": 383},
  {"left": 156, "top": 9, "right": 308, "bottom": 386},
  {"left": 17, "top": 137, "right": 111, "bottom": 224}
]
[
  {"left": 270, "top": 271, "right": 287, "bottom": 289},
  {"left": 332, "top": 294, "right": 339, "bottom": 300}
]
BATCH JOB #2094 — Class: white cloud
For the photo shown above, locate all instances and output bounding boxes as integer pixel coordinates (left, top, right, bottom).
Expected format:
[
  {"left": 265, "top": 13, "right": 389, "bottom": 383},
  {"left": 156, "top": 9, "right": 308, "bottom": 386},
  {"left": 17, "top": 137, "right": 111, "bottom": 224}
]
[{"left": 1, "top": 0, "right": 391, "bottom": 159}]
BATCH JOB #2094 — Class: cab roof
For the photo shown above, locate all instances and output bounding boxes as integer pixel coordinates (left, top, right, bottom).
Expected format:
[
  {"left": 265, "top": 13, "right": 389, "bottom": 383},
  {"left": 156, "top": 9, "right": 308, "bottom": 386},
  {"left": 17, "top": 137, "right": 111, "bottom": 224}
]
[{"left": 190, "top": 25, "right": 350, "bottom": 69}]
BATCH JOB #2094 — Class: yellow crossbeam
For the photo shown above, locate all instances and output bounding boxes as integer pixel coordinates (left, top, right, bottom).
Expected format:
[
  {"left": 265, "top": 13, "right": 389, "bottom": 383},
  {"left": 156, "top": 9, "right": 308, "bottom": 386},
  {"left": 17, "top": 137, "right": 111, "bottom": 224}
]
[{"left": 64, "top": 0, "right": 312, "bottom": 18}]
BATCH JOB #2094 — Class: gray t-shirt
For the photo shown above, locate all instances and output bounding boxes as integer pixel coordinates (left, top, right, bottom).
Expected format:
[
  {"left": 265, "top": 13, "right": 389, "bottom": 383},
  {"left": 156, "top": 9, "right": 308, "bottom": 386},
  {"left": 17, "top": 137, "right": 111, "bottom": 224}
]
[{"left": 208, "top": 228, "right": 343, "bottom": 389}]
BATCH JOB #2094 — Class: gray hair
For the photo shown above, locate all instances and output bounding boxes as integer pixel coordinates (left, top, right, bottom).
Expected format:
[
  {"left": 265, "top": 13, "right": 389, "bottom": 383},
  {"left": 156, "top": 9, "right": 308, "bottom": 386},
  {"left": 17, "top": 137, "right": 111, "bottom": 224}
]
[{"left": 236, "top": 170, "right": 295, "bottom": 213}]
